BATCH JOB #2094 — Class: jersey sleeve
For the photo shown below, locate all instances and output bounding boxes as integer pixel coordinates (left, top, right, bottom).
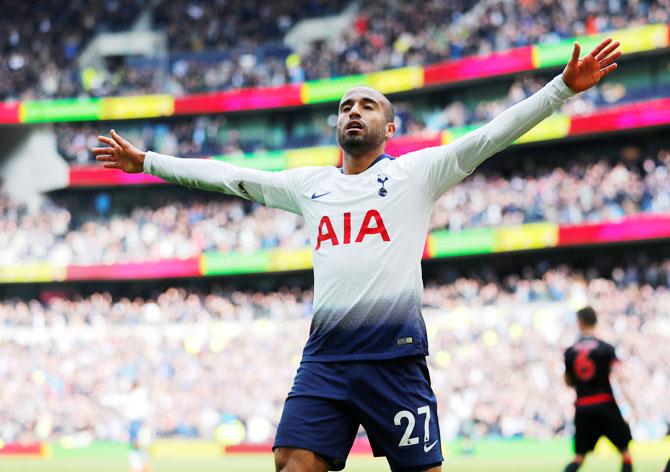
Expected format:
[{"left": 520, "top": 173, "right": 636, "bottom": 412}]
[
  {"left": 143, "top": 151, "right": 304, "bottom": 215},
  {"left": 564, "top": 348, "right": 576, "bottom": 383},
  {"left": 608, "top": 343, "right": 620, "bottom": 364},
  {"left": 396, "top": 75, "right": 575, "bottom": 199},
  {"left": 395, "top": 144, "right": 470, "bottom": 200}
]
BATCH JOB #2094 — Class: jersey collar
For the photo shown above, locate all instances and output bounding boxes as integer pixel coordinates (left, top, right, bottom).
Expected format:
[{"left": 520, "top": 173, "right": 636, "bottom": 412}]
[{"left": 339, "top": 153, "right": 395, "bottom": 173}]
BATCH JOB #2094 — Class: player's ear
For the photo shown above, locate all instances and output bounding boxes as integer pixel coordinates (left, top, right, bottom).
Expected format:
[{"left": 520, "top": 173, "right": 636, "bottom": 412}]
[{"left": 385, "top": 121, "right": 396, "bottom": 140}]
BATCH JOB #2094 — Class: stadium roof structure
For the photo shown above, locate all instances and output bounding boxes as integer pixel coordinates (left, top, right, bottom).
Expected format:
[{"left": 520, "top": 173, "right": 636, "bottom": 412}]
[{"left": 0, "top": 24, "right": 667, "bottom": 124}]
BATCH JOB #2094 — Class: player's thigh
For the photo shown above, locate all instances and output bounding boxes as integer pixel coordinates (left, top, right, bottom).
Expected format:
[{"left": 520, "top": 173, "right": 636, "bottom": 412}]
[
  {"left": 274, "top": 447, "right": 329, "bottom": 472},
  {"left": 574, "top": 408, "right": 602, "bottom": 455},
  {"left": 274, "top": 395, "right": 358, "bottom": 471},
  {"left": 350, "top": 357, "right": 443, "bottom": 471},
  {"left": 602, "top": 405, "right": 632, "bottom": 452}
]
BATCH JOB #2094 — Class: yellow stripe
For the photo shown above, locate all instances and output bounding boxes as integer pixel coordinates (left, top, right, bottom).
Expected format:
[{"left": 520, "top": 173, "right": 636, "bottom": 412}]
[
  {"left": 268, "top": 248, "right": 313, "bottom": 272},
  {"left": 367, "top": 66, "right": 424, "bottom": 94},
  {"left": 285, "top": 146, "right": 340, "bottom": 168},
  {"left": 493, "top": 222, "right": 558, "bottom": 252},
  {"left": 515, "top": 113, "right": 571, "bottom": 144},
  {"left": 0, "top": 264, "right": 66, "bottom": 283},
  {"left": 100, "top": 95, "right": 174, "bottom": 120}
]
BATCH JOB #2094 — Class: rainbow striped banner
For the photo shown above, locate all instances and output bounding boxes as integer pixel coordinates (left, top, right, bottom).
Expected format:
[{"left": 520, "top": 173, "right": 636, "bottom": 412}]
[
  {"left": 68, "top": 97, "right": 670, "bottom": 188},
  {"left": 1, "top": 213, "right": 668, "bottom": 283},
  {"left": 0, "top": 24, "right": 667, "bottom": 125}
]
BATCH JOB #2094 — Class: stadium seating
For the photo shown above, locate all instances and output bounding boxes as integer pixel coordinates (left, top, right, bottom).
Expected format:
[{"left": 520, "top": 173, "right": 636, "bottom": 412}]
[
  {"left": 2, "top": 145, "right": 668, "bottom": 265},
  {"left": 0, "top": 258, "right": 667, "bottom": 443},
  {"left": 1, "top": 0, "right": 668, "bottom": 99}
]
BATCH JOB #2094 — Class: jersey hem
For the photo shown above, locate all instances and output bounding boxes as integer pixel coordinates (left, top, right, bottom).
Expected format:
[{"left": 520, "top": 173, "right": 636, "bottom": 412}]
[{"left": 301, "top": 349, "right": 428, "bottom": 362}]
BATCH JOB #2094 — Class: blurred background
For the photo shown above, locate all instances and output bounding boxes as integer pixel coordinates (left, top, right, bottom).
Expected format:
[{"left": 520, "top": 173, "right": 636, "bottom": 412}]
[{"left": 0, "top": 0, "right": 669, "bottom": 471}]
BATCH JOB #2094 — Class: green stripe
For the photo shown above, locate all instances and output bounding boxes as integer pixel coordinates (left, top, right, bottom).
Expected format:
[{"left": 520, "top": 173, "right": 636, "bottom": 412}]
[
  {"left": 51, "top": 441, "right": 129, "bottom": 457},
  {"left": 21, "top": 98, "right": 102, "bottom": 123},
  {"left": 431, "top": 227, "right": 496, "bottom": 257},
  {"left": 202, "top": 251, "right": 271, "bottom": 276},
  {"left": 447, "top": 438, "right": 570, "bottom": 458},
  {"left": 449, "top": 123, "right": 483, "bottom": 141},
  {"left": 534, "top": 34, "right": 607, "bottom": 68},
  {"left": 212, "top": 150, "right": 287, "bottom": 171},
  {"left": 303, "top": 75, "right": 369, "bottom": 104}
]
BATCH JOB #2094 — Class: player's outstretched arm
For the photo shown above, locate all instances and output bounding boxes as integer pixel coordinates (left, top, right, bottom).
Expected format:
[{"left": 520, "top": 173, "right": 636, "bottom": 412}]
[
  {"left": 93, "top": 130, "right": 303, "bottom": 214},
  {"left": 453, "top": 38, "right": 621, "bottom": 174},
  {"left": 399, "top": 39, "right": 621, "bottom": 199}
]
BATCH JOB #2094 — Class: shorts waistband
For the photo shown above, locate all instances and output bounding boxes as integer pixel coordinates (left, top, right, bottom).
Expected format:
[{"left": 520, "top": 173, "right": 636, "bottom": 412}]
[{"left": 576, "top": 393, "right": 615, "bottom": 407}]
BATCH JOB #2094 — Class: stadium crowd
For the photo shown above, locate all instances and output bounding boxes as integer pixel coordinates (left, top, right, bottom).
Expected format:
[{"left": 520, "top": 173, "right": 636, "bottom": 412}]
[
  {"left": 2, "top": 0, "right": 669, "bottom": 99},
  {"left": 0, "top": 257, "right": 668, "bottom": 444},
  {"left": 0, "top": 0, "right": 144, "bottom": 101},
  {"left": 293, "top": 0, "right": 670, "bottom": 81},
  {"left": 2, "top": 146, "right": 668, "bottom": 266},
  {"left": 56, "top": 72, "right": 649, "bottom": 165}
]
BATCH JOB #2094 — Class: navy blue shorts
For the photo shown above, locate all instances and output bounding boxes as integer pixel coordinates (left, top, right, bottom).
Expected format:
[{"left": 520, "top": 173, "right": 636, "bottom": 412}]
[{"left": 273, "top": 356, "right": 442, "bottom": 471}]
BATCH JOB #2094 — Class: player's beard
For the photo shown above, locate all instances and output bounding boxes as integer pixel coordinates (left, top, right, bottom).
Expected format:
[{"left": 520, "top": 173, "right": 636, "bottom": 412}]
[{"left": 337, "top": 124, "right": 386, "bottom": 157}]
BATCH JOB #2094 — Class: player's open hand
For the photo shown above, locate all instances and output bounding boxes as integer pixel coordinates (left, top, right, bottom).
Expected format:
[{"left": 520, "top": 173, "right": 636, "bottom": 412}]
[
  {"left": 562, "top": 38, "right": 621, "bottom": 93},
  {"left": 93, "top": 130, "right": 146, "bottom": 173}
]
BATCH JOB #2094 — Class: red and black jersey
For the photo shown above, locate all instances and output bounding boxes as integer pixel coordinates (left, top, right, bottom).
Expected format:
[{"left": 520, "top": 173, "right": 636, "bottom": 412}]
[{"left": 564, "top": 336, "right": 618, "bottom": 407}]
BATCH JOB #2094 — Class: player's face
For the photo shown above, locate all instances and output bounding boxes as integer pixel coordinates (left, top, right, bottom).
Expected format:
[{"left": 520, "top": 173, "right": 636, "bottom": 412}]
[{"left": 336, "top": 88, "right": 394, "bottom": 156}]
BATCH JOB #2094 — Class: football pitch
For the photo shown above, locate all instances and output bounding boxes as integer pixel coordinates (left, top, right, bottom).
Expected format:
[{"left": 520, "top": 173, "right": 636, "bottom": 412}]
[{"left": 0, "top": 454, "right": 666, "bottom": 472}]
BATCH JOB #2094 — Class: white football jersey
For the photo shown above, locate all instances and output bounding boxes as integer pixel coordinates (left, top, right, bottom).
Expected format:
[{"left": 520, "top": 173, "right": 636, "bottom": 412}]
[{"left": 144, "top": 75, "right": 574, "bottom": 361}]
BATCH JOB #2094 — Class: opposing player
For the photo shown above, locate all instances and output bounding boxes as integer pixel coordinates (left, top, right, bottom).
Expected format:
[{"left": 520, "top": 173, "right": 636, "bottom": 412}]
[
  {"left": 93, "top": 39, "right": 621, "bottom": 471},
  {"left": 563, "top": 307, "right": 634, "bottom": 472}
]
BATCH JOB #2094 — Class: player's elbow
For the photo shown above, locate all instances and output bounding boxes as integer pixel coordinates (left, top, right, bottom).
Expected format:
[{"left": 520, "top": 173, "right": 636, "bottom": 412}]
[{"left": 563, "top": 373, "right": 574, "bottom": 387}]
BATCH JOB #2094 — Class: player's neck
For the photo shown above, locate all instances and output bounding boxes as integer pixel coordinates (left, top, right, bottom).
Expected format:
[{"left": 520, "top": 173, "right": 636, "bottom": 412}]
[
  {"left": 342, "top": 145, "right": 387, "bottom": 175},
  {"left": 580, "top": 327, "right": 596, "bottom": 337}
]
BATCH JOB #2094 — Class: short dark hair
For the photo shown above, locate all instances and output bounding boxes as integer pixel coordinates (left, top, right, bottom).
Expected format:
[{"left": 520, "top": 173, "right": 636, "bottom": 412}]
[
  {"left": 383, "top": 102, "right": 395, "bottom": 124},
  {"left": 577, "top": 306, "right": 597, "bottom": 326}
]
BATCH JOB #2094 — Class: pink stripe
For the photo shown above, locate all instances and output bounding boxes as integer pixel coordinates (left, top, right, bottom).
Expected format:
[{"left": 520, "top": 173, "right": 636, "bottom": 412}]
[
  {"left": 570, "top": 98, "right": 670, "bottom": 135},
  {"left": 0, "top": 102, "right": 20, "bottom": 124},
  {"left": 424, "top": 46, "right": 533, "bottom": 85},
  {"left": 227, "top": 438, "right": 372, "bottom": 455},
  {"left": 386, "top": 133, "right": 442, "bottom": 156},
  {"left": 559, "top": 214, "right": 670, "bottom": 245},
  {"left": 67, "top": 258, "right": 200, "bottom": 281},
  {"left": 174, "top": 84, "right": 302, "bottom": 114},
  {"left": 69, "top": 167, "right": 166, "bottom": 187},
  {"left": 0, "top": 443, "right": 42, "bottom": 455}
]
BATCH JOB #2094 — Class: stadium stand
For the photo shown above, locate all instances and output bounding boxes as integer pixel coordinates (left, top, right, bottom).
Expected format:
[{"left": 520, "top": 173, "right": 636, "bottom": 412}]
[
  {"left": 0, "top": 257, "right": 667, "bottom": 444},
  {"left": 1, "top": 0, "right": 668, "bottom": 99},
  {"left": 2, "top": 143, "right": 668, "bottom": 265}
]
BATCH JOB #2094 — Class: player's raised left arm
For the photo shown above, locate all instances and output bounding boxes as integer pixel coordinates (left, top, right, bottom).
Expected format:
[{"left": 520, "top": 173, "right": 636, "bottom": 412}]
[
  {"left": 453, "top": 38, "right": 621, "bottom": 173},
  {"left": 398, "top": 38, "right": 621, "bottom": 199}
]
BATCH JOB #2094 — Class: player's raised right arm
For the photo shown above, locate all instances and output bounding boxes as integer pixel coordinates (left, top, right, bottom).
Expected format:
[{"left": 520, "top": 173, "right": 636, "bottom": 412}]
[{"left": 94, "top": 130, "right": 302, "bottom": 214}]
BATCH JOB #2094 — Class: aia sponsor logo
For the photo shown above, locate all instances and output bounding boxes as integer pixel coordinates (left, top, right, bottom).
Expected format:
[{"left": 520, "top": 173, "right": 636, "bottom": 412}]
[{"left": 315, "top": 209, "right": 390, "bottom": 250}]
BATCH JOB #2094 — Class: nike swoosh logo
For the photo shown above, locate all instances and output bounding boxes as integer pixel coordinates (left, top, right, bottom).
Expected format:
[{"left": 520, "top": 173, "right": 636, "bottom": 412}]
[
  {"left": 423, "top": 440, "right": 438, "bottom": 453},
  {"left": 311, "top": 191, "right": 331, "bottom": 199}
]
